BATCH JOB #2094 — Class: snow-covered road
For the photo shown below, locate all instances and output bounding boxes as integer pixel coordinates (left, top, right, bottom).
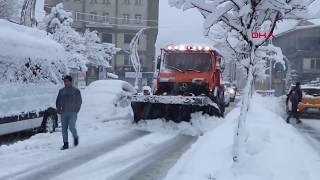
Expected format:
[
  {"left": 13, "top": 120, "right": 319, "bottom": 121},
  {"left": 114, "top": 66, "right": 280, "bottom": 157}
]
[
  {"left": 295, "top": 119, "right": 320, "bottom": 155},
  {"left": 3, "top": 130, "right": 150, "bottom": 180},
  {"left": 2, "top": 130, "right": 198, "bottom": 180}
]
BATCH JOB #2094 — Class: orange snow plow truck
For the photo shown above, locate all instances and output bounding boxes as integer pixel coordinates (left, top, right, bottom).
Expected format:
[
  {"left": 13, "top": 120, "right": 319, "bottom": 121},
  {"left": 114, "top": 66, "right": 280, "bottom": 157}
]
[{"left": 130, "top": 45, "right": 226, "bottom": 123}]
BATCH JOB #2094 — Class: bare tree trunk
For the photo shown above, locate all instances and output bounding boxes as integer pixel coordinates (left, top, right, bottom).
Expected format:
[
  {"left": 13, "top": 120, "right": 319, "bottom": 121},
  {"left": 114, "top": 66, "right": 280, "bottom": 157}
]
[{"left": 232, "top": 48, "right": 255, "bottom": 163}]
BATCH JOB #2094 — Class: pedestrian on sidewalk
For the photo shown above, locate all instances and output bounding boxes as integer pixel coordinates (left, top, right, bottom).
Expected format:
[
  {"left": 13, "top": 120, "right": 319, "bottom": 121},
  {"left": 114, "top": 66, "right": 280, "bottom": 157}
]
[
  {"left": 286, "top": 82, "right": 302, "bottom": 124},
  {"left": 56, "top": 75, "right": 82, "bottom": 150}
]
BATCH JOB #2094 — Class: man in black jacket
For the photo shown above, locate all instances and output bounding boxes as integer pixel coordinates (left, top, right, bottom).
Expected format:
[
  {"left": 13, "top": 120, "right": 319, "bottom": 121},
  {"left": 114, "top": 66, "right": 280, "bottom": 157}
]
[
  {"left": 56, "top": 75, "right": 82, "bottom": 150},
  {"left": 286, "top": 82, "right": 302, "bottom": 124}
]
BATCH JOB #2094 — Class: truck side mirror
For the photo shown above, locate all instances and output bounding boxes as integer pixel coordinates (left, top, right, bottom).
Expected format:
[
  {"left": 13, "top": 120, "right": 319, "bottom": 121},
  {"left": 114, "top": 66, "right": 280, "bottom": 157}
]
[
  {"left": 156, "top": 56, "right": 161, "bottom": 70},
  {"left": 220, "top": 63, "right": 225, "bottom": 72}
]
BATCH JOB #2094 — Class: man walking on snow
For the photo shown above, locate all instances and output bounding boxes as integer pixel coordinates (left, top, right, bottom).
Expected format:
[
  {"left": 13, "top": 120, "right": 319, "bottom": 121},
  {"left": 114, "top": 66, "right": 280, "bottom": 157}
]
[
  {"left": 286, "top": 82, "right": 302, "bottom": 124},
  {"left": 56, "top": 75, "right": 82, "bottom": 150}
]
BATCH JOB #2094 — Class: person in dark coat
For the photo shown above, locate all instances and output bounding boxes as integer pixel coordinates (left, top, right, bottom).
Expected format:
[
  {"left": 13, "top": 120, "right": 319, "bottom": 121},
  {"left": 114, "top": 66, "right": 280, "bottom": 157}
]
[
  {"left": 56, "top": 75, "right": 82, "bottom": 150},
  {"left": 286, "top": 82, "right": 302, "bottom": 124}
]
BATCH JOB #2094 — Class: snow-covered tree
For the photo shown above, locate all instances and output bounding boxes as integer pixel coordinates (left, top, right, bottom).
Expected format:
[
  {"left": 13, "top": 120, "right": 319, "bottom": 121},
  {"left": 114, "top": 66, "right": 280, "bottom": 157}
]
[
  {"left": 43, "top": 3, "right": 73, "bottom": 33},
  {"left": 84, "top": 30, "right": 120, "bottom": 68},
  {"left": 0, "top": 0, "right": 19, "bottom": 19},
  {"left": 169, "top": 0, "right": 315, "bottom": 163},
  {"left": 43, "top": 3, "right": 87, "bottom": 71},
  {"left": 43, "top": 3, "right": 120, "bottom": 71}
]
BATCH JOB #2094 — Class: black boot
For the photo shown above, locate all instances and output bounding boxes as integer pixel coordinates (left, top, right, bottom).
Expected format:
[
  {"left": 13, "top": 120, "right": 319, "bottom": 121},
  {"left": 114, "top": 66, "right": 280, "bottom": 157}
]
[
  {"left": 286, "top": 118, "right": 290, "bottom": 124},
  {"left": 297, "top": 119, "right": 302, "bottom": 124},
  {"left": 60, "top": 142, "right": 69, "bottom": 150},
  {"left": 74, "top": 137, "right": 79, "bottom": 146}
]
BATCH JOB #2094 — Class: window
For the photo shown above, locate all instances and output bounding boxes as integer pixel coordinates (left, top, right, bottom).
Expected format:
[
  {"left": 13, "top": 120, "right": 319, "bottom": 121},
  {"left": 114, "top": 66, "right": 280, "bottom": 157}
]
[
  {"left": 103, "top": 12, "right": 109, "bottom": 23},
  {"left": 135, "top": 0, "right": 142, "bottom": 5},
  {"left": 304, "top": 57, "right": 320, "bottom": 70},
  {"left": 123, "top": 14, "right": 130, "bottom": 24},
  {"left": 124, "top": 55, "right": 131, "bottom": 65},
  {"left": 311, "top": 59, "right": 316, "bottom": 69},
  {"left": 317, "top": 60, "right": 320, "bottom": 69},
  {"left": 89, "top": 12, "right": 97, "bottom": 22},
  {"left": 124, "top": 0, "right": 130, "bottom": 5},
  {"left": 135, "top": 14, "right": 142, "bottom": 24},
  {"left": 103, "top": 0, "right": 111, "bottom": 4},
  {"left": 102, "top": 33, "right": 112, "bottom": 43},
  {"left": 124, "top": 34, "right": 134, "bottom": 44}
]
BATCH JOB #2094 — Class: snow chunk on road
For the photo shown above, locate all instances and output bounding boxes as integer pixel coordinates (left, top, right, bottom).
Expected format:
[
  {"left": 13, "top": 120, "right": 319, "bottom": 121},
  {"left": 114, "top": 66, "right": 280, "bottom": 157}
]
[
  {"left": 164, "top": 95, "right": 320, "bottom": 180},
  {"left": 106, "top": 112, "right": 223, "bottom": 137}
]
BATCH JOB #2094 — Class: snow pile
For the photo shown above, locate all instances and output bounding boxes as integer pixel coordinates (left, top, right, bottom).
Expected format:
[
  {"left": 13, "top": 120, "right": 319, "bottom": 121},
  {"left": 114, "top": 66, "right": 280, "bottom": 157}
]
[
  {"left": 164, "top": 95, "right": 320, "bottom": 180},
  {"left": 131, "top": 113, "right": 223, "bottom": 136}
]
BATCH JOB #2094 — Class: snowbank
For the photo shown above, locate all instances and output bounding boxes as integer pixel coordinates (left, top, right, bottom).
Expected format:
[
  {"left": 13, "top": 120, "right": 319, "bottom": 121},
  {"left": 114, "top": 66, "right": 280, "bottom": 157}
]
[{"left": 164, "top": 95, "right": 320, "bottom": 180}]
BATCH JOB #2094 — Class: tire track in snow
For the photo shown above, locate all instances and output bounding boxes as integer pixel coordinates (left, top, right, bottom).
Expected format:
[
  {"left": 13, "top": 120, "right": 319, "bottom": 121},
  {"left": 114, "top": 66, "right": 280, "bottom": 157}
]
[
  {"left": 107, "top": 135, "right": 197, "bottom": 180},
  {"left": 3, "top": 130, "right": 149, "bottom": 180},
  {"left": 295, "top": 122, "right": 320, "bottom": 156}
]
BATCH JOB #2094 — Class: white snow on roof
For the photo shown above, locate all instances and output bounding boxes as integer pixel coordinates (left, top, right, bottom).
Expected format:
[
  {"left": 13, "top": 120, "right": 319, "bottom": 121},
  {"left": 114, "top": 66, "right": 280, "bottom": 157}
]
[
  {"left": 274, "top": 19, "right": 320, "bottom": 37},
  {"left": 274, "top": 0, "right": 320, "bottom": 36},
  {"left": 0, "top": 20, "right": 65, "bottom": 61},
  {"left": 274, "top": 20, "right": 299, "bottom": 36},
  {"left": 308, "top": 0, "right": 320, "bottom": 19}
]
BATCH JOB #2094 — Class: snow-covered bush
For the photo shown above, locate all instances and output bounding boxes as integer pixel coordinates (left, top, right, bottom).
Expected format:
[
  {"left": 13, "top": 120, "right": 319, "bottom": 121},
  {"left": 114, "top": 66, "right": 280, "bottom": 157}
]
[
  {"left": 84, "top": 30, "right": 120, "bottom": 68},
  {"left": 169, "top": 0, "right": 314, "bottom": 162}
]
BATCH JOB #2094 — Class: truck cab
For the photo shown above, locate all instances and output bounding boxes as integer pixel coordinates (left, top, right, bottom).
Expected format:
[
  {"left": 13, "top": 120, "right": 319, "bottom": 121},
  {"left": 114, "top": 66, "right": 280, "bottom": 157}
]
[{"left": 155, "top": 45, "right": 224, "bottom": 99}]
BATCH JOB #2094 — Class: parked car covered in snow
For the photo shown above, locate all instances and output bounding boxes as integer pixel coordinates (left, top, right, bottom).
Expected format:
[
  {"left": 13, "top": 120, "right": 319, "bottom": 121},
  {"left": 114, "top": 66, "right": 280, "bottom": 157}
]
[
  {"left": 85, "top": 80, "right": 136, "bottom": 108},
  {"left": 0, "top": 20, "right": 68, "bottom": 136},
  {"left": 287, "top": 84, "right": 320, "bottom": 115}
]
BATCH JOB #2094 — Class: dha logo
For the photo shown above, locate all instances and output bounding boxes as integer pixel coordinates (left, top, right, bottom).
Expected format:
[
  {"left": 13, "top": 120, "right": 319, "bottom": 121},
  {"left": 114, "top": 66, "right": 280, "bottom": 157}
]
[{"left": 251, "top": 32, "right": 274, "bottom": 39}]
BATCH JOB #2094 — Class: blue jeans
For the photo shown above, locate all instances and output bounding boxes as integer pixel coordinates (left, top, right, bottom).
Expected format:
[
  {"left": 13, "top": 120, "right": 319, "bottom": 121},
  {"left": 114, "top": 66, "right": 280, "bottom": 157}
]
[{"left": 61, "top": 112, "right": 78, "bottom": 143}]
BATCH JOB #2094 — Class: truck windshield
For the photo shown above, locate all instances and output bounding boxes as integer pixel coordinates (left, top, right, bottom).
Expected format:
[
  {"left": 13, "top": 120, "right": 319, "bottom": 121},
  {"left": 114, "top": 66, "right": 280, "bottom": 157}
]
[{"left": 164, "top": 53, "right": 212, "bottom": 72}]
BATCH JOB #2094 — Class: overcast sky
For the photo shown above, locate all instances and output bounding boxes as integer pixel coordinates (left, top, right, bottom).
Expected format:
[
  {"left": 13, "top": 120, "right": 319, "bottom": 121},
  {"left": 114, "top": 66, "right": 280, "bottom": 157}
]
[{"left": 155, "top": 1, "right": 211, "bottom": 54}]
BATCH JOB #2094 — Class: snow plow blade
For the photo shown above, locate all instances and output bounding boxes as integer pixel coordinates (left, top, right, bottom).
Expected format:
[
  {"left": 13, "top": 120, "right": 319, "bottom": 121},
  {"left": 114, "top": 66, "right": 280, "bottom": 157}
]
[{"left": 129, "top": 95, "right": 222, "bottom": 123}]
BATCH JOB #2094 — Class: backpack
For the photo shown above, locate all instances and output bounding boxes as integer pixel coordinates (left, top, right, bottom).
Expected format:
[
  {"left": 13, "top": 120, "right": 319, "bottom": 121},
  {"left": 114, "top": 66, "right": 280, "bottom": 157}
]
[{"left": 290, "top": 89, "right": 298, "bottom": 102}]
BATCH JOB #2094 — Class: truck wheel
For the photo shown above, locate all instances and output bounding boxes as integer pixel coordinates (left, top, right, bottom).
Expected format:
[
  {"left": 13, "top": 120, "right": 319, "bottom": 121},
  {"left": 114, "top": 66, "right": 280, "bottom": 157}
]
[{"left": 42, "top": 114, "right": 57, "bottom": 133}]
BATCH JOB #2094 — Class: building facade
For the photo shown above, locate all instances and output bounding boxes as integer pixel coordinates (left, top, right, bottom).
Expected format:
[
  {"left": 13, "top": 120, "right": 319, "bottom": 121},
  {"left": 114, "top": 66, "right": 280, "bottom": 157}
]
[
  {"left": 45, "top": 0, "right": 159, "bottom": 87},
  {"left": 272, "top": 20, "right": 320, "bottom": 95}
]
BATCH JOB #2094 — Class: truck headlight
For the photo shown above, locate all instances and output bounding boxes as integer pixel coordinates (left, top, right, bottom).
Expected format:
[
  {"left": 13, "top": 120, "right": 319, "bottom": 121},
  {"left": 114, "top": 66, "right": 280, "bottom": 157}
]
[
  {"left": 159, "top": 77, "right": 176, "bottom": 82},
  {"left": 229, "top": 89, "right": 235, "bottom": 94},
  {"left": 192, "top": 78, "right": 208, "bottom": 84}
]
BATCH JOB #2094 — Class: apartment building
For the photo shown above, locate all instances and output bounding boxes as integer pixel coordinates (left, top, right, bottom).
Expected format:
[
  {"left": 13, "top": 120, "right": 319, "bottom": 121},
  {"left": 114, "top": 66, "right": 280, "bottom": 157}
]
[{"left": 45, "top": 0, "right": 159, "bottom": 86}]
